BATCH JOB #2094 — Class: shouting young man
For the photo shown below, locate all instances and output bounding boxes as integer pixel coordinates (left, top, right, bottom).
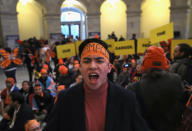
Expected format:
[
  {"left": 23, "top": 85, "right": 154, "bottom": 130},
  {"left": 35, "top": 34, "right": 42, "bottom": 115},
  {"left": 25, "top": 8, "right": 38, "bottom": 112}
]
[{"left": 45, "top": 38, "right": 149, "bottom": 131}]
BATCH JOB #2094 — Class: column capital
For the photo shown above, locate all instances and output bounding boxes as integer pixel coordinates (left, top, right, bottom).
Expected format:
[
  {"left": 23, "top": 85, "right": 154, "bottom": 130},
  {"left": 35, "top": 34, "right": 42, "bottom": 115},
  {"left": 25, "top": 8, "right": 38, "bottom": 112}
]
[
  {"left": 170, "top": 5, "right": 191, "bottom": 13},
  {"left": 0, "top": 11, "right": 18, "bottom": 16},
  {"left": 126, "top": 10, "right": 142, "bottom": 17},
  {"left": 87, "top": 13, "right": 101, "bottom": 18}
]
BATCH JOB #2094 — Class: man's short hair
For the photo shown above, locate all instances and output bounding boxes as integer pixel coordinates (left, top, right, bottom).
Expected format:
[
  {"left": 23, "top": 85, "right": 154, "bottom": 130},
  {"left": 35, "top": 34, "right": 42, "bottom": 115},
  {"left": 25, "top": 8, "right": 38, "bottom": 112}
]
[
  {"left": 10, "top": 92, "right": 24, "bottom": 104},
  {"left": 178, "top": 43, "right": 192, "bottom": 58}
]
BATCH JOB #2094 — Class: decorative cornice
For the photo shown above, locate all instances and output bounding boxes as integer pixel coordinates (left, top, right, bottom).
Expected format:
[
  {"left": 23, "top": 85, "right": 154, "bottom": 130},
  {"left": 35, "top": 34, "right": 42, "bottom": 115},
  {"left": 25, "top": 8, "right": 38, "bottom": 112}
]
[
  {"left": 0, "top": 11, "right": 18, "bottom": 16},
  {"left": 87, "top": 12, "right": 101, "bottom": 16},
  {"left": 170, "top": 5, "right": 191, "bottom": 13},
  {"left": 126, "top": 10, "right": 142, "bottom": 17},
  {"left": 45, "top": 13, "right": 60, "bottom": 17}
]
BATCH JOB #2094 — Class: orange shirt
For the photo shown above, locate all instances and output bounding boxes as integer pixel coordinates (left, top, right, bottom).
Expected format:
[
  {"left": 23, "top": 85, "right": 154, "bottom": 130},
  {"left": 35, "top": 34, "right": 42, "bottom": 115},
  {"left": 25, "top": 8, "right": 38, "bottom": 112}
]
[{"left": 84, "top": 82, "right": 108, "bottom": 131}]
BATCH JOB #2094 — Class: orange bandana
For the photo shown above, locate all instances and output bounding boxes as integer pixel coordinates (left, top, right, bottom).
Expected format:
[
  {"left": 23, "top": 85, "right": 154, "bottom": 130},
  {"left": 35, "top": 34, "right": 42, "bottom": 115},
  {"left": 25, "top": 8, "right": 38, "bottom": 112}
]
[
  {"left": 81, "top": 43, "right": 109, "bottom": 62},
  {"left": 6, "top": 77, "right": 15, "bottom": 85}
]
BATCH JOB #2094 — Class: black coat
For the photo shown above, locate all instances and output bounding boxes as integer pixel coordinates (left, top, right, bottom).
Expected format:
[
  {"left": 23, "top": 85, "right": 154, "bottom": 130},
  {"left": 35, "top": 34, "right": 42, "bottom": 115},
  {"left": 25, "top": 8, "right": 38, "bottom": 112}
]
[
  {"left": 129, "top": 71, "right": 184, "bottom": 131},
  {"left": 45, "top": 81, "right": 149, "bottom": 131},
  {"left": 0, "top": 103, "right": 34, "bottom": 131}
]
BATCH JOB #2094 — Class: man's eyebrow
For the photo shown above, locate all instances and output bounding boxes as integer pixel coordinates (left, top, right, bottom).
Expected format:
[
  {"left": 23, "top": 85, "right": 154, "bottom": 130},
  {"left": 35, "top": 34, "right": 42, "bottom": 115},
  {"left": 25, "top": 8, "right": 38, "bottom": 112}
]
[
  {"left": 95, "top": 57, "right": 105, "bottom": 60},
  {"left": 83, "top": 57, "right": 91, "bottom": 60}
]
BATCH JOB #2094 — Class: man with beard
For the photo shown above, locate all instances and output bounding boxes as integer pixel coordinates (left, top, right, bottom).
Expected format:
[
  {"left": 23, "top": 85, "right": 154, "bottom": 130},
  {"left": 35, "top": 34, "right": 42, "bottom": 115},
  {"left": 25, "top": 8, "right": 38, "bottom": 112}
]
[
  {"left": 170, "top": 43, "right": 192, "bottom": 104},
  {"left": 170, "top": 43, "right": 192, "bottom": 84},
  {"left": 37, "top": 69, "right": 55, "bottom": 97},
  {"left": 45, "top": 38, "right": 149, "bottom": 131}
]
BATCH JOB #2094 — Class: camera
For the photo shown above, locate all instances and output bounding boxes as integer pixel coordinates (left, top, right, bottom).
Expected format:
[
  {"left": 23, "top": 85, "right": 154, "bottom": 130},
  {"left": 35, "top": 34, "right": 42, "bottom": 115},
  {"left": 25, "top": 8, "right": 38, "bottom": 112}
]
[{"left": 123, "top": 63, "right": 131, "bottom": 69}]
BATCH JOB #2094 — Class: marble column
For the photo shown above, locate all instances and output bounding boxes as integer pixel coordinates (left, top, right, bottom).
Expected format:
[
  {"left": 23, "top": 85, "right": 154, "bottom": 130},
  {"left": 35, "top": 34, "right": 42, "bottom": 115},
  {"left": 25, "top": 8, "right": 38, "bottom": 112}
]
[
  {"left": 170, "top": 4, "right": 191, "bottom": 38},
  {"left": 44, "top": 13, "right": 61, "bottom": 39},
  {"left": 126, "top": 10, "right": 141, "bottom": 39},
  {"left": 87, "top": 13, "right": 100, "bottom": 37},
  {"left": 0, "top": 11, "right": 19, "bottom": 47}
]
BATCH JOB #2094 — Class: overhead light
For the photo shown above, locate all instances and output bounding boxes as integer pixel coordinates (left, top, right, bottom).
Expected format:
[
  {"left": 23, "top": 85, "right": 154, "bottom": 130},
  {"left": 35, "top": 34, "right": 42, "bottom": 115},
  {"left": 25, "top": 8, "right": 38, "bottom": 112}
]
[
  {"left": 107, "top": 0, "right": 119, "bottom": 6},
  {"left": 64, "top": 0, "right": 74, "bottom": 7},
  {"left": 20, "top": 0, "right": 32, "bottom": 5},
  {"left": 156, "top": 0, "right": 161, "bottom": 2}
]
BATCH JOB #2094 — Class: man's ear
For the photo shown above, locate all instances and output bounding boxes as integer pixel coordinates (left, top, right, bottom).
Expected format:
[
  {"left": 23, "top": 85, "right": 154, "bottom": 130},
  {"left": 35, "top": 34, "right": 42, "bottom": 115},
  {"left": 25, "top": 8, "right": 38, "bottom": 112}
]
[
  {"left": 79, "top": 63, "right": 82, "bottom": 73},
  {"left": 108, "top": 63, "right": 113, "bottom": 73}
]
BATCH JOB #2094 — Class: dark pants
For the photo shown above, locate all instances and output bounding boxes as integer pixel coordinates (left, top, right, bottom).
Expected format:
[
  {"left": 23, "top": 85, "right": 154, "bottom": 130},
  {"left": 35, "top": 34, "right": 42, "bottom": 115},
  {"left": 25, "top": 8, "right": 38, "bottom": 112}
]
[{"left": 27, "top": 65, "right": 34, "bottom": 82}]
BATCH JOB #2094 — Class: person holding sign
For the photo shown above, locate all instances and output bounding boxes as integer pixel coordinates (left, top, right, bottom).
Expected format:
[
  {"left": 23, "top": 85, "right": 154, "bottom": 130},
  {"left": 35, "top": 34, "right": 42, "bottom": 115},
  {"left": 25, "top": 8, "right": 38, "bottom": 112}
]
[{"left": 45, "top": 38, "right": 149, "bottom": 131}]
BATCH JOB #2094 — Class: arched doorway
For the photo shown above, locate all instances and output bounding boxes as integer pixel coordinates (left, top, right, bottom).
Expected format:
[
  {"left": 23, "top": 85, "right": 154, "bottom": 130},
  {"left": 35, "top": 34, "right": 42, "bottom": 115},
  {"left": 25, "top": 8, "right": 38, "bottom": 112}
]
[
  {"left": 17, "top": 0, "right": 46, "bottom": 40},
  {"left": 100, "top": 0, "right": 127, "bottom": 40},
  {"left": 61, "top": 0, "right": 87, "bottom": 40},
  {"left": 141, "top": 0, "right": 170, "bottom": 38}
]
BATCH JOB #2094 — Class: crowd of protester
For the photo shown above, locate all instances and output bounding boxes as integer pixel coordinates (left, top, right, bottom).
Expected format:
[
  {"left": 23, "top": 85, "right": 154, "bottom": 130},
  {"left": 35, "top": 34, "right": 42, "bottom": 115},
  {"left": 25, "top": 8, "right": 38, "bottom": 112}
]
[{"left": 0, "top": 34, "right": 191, "bottom": 131}]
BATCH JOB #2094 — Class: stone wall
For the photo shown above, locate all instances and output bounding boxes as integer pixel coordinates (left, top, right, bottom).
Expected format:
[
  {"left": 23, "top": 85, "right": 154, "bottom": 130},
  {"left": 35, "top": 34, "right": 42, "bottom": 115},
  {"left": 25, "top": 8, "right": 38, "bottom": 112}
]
[{"left": 0, "top": 0, "right": 191, "bottom": 46}]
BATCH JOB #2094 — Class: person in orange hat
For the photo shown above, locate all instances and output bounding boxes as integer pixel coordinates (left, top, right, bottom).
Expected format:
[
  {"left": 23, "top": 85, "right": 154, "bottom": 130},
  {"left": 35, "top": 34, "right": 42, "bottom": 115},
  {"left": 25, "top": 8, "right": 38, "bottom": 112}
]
[
  {"left": 45, "top": 38, "right": 149, "bottom": 131},
  {"left": 42, "top": 64, "right": 48, "bottom": 71},
  {"left": 42, "top": 63, "right": 52, "bottom": 76},
  {"left": 0, "top": 77, "right": 19, "bottom": 115},
  {"left": 56, "top": 65, "right": 72, "bottom": 88},
  {"left": 128, "top": 46, "right": 184, "bottom": 131},
  {"left": 25, "top": 119, "right": 41, "bottom": 131},
  {"left": 36, "top": 68, "right": 55, "bottom": 97},
  {"left": 58, "top": 65, "right": 68, "bottom": 75},
  {"left": 54, "top": 58, "right": 65, "bottom": 79}
]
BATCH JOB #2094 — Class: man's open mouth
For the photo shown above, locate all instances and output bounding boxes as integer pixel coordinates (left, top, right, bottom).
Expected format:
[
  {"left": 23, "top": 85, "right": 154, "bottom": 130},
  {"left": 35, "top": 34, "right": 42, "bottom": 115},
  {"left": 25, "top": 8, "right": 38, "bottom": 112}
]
[{"left": 88, "top": 73, "right": 99, "bottom": 79}]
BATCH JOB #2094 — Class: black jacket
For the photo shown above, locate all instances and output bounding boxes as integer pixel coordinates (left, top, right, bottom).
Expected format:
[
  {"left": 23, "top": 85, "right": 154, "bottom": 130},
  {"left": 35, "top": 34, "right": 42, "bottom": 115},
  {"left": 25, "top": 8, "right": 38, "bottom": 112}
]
[
  {"left": 45, "top": 81, "right": 149, "bottom": 131},
  {"left": 0, "top": 103, "right": 34, "bottom": 131},
  {"left": 129, "top": 71, "right": 184, "bottom": 131}
]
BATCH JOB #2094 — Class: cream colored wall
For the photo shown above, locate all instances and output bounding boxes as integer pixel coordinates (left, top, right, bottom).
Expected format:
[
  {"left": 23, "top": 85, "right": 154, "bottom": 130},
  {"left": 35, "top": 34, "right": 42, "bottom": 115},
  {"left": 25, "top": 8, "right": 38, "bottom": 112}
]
[
  {"left": 17, "top": 0, "right": 45, "bottom": 40},
  {"left": 141, "top": 0, "right": 170, "bottom": 38},
  {"left": 100, "top": 0, "right": 127, "bottom": 40},
  {"left": 188, "top": 4, "right": 192, "bottom": 38}
]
